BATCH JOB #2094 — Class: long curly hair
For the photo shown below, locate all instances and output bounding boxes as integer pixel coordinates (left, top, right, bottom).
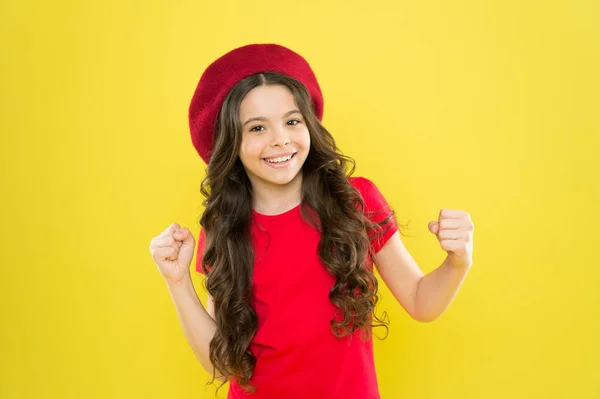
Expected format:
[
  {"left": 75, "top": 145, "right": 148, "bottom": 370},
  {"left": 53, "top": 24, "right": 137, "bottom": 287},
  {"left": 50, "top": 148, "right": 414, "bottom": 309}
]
[{"left": 198, "top": 72, "right": 401, "bottom": 395}]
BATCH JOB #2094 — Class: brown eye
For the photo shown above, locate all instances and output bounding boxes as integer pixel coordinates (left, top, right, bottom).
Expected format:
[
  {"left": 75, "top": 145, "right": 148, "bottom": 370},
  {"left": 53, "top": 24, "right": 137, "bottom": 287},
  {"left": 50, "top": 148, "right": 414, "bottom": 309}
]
[
  {"left": 287, "top": 119, "right": 301, "bottom": 126},
  {"left": 250, "top": 125, "right": 265, "bottom": 132}
]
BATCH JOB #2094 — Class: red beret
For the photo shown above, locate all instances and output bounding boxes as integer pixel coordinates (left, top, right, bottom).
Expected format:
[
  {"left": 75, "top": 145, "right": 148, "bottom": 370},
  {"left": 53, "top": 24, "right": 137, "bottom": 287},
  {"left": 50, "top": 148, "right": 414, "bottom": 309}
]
[{"left": 188, "top": 43, "right": 324, "bottom": 164}]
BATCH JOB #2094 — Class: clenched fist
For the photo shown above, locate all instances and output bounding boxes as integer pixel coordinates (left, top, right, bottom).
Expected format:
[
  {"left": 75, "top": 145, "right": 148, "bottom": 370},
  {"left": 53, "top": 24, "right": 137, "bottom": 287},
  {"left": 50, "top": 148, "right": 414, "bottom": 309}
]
[
  {"left": 149, "top": 222, "right": 196, "bottom": 284},
  {"left": 428, "top": 209, "right": 474, "bottom": 270}
]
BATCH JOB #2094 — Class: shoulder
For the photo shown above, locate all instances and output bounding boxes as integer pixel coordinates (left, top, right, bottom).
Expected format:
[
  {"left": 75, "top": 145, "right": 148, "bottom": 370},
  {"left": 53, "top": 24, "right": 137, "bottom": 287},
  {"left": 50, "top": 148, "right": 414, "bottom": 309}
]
[
  {"left": 348, "top": 176, "right": 398, "bottom": 251},
  {"left": 347, "top": 175, "right": 394, "bottom": 215},
  {"left": 347, "top": 176, "right": 381, "bottom": 202},
  {"left": 347, "top": 175, "right": 375, "bottom": 192}
]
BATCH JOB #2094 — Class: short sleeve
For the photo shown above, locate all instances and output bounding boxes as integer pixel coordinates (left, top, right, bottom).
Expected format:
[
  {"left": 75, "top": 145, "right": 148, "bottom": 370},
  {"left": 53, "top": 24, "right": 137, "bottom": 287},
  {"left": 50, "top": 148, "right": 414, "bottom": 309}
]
[
  {"left": 195, "top": 227, "right": 210, "bottom": 275},
  {"left": 353, "top": 177, "right": 398, "bottom": 254}
]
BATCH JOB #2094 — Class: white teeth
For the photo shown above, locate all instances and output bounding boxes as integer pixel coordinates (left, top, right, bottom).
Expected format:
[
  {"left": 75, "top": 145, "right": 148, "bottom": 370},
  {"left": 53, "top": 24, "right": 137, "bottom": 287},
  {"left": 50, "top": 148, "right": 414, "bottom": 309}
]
[{"left": 265, "top": 154, "right": 293, "bottom": 163}]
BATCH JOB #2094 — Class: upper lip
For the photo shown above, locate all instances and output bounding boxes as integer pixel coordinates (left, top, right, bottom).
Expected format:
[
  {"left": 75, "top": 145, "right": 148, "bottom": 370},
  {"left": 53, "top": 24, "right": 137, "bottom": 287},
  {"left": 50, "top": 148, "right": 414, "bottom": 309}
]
[{"left": 263, "top": 152, "right": 296, "bottom": 159}]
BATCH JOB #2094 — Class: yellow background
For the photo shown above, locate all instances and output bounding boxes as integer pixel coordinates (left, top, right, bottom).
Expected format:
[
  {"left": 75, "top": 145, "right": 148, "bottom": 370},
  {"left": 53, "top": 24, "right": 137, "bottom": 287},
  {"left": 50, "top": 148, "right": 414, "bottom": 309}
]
[{"left": 1, "top": 0, "right": 598, "bottom": 398}]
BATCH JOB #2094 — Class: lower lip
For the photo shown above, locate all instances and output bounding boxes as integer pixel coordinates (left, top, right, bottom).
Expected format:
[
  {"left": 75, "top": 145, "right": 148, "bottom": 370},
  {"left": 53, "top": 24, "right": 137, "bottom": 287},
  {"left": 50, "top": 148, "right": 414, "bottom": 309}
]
[{"left": 262, "top": 153, "right": 297, "bottom": 169}]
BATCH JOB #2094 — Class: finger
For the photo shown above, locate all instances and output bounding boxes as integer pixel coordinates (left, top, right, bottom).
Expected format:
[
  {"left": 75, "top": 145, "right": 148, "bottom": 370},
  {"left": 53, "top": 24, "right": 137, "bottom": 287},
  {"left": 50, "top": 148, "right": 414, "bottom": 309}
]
[
  {"left": 175, "top": 228, "right": 195, "bottom": 245},
  {"left": 428, "top": 221, "right": 439, "bottom": 234},
  {"left": 173, "top": 228, "right": 187, "bottom": 239},
  {"left": 152, "top": 246, "right": 179, "bottom": 261},
  {"left": 439, "top": 219, "right": 462, "bottom": 230},
  {"left": 172, "top": 231, "right": 186, "bottom": 248},
  {"left": 439, "top": 209, "right": 467, "bottom": 220},
  {"left": 157, "top": 225, "right": 182, "bottom": 241},
  {"left": 153, "top": 236, "right": 182, "bottom": 250},
  {"left": 163, "top": 223, "right": 181, "bottom": 235},
  {"left": 437, "top": 229, "right": 463, "bottom": 240}
]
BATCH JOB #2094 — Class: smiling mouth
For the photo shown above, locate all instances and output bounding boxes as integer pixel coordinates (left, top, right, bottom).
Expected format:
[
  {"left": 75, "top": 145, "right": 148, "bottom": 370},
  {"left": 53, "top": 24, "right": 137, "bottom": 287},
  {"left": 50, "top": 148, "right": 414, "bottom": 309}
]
[{"left": 262, "top": 153, "right": 297, "bottom": 163}]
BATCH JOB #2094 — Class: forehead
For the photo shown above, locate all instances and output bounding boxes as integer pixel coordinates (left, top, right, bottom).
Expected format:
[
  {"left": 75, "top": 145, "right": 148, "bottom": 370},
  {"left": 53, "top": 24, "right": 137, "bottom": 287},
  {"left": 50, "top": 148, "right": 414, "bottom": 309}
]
[{"left": 239, "top": 84, "right": 297, "bottom": 118}]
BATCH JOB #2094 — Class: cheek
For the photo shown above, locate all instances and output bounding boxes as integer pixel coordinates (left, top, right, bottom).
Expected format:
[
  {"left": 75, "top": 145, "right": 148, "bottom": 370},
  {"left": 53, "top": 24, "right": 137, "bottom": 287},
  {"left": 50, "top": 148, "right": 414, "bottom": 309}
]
[
  {"left": 300, "top": 129, "right": 311, "bottom": 151},
  {"left": 240, "top": 136, "right": 264, "bottom": 159}
]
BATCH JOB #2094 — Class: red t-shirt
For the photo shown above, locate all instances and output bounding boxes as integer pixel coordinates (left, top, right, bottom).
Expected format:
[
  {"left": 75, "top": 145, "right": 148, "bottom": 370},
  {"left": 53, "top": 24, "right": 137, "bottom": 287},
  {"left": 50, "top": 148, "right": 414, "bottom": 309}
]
[{"left": 195, "top": 176, "right": 397, "bottom": 399}]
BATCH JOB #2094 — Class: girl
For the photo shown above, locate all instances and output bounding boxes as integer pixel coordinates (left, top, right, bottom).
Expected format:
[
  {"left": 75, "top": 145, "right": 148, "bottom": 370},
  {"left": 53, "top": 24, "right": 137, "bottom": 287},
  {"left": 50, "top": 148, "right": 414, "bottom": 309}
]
[{"left": 149, "top": 43, "right": 474, "bottom": 399}]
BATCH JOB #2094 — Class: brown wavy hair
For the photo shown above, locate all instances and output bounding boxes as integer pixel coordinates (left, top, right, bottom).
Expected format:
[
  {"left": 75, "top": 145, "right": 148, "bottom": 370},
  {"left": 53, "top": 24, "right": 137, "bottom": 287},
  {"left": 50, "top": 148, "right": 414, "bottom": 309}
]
[{"left": 198, "top": 72, "right": 403, "bottom": 395}]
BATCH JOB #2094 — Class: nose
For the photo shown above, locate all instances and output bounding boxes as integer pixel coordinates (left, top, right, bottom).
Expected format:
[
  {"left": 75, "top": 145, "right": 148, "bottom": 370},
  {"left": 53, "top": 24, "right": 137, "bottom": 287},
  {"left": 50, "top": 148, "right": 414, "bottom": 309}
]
[{"left": 271, "top": 124, "right": 291, "bottom": 147}]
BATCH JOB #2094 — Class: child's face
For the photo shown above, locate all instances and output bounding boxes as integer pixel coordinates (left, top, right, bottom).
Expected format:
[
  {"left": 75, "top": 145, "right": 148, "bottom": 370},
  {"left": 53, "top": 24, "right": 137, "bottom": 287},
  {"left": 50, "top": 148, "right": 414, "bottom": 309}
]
[{"left": 238, "top": 84, "right": 310, "bottom": 188}]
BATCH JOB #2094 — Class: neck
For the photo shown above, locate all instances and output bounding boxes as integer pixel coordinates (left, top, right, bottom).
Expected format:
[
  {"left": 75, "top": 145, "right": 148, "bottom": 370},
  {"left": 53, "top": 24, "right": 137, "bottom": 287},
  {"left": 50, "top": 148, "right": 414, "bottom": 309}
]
[{"left": 251, "top": 173, "right": 303, "bottom": 216}]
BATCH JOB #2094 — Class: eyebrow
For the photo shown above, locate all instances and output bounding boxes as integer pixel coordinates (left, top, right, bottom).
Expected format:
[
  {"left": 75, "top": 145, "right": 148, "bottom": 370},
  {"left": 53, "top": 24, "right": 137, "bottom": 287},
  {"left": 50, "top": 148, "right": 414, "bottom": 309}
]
[{"left": 242, "top": 109, "right": 301, "bottom": 127}]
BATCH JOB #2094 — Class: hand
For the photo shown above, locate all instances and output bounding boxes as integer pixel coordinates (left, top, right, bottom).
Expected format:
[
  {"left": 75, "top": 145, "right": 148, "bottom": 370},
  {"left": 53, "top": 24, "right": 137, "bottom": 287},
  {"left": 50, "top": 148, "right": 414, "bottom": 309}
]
[
  {"left": 428, "top": 209, "right": 474, "bottom": 269},
  {"left": 149, "top": 222, "right": 196, "bottom": 284}
]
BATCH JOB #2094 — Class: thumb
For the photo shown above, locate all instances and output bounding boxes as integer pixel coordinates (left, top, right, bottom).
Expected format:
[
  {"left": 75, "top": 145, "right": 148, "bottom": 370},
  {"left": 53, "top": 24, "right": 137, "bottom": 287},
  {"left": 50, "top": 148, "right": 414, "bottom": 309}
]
[
  {"left": 174, "top": 228, "right": 195, "bottom": 247},
  {"left": 428, "top": 221, "right": 439, "bottom": 235}
]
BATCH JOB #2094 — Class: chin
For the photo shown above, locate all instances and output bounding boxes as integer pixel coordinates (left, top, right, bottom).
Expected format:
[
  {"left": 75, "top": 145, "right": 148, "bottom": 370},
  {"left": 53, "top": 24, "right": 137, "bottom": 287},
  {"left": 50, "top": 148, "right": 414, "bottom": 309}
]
[{"left": 261, "top": 170, "right": 302, "bottom": 186}]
